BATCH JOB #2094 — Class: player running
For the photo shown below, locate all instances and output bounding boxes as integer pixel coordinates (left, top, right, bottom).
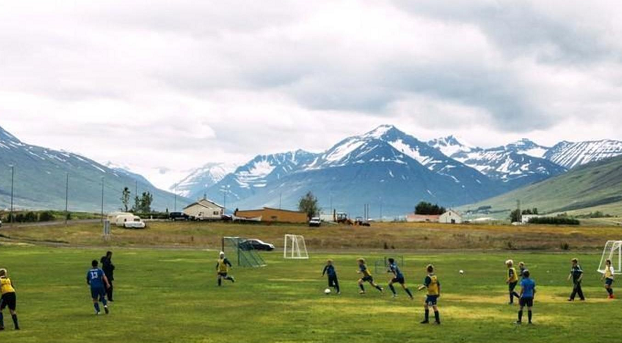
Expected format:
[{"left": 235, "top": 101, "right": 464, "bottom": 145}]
[
  {"left": 386, "top": 258, "right": 413, "bottom": 299},
  {"left": 418, "top": 264, "right": 441, "bottom": 325},
  {"left": 518, "top": 262, "right": 527, "bottom": 279},
  {"left": 601, "top": 259, "right": 615, "bottom": 299},
  {"left": 506, "top": 260, "right": 520, "bottom": 304},
  {"left": 567, "top": 258, "right": 585, "bottom": 301},
  {"left": 516, "top": 270, "right": 536, "bottom": 325},
  {"left": 216, "top": 252, "right": 235, "bottom": 286},
  {"left": 357, "top": 258, "right": 383, "bottom": 294},
  {"left": 86, "top": 260, "right": 110, "bottom": 315},
  {"left": 322, "top": 259, "right": 340, "bottom": 294},
  {"left": 0, "top": 269, "right": 19, "bottom": 330}
]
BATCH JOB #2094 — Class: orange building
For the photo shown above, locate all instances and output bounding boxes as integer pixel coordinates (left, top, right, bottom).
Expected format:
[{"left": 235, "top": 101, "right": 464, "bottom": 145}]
[{"left": 235, "top": 207, "right": 308, "bottom": 224}]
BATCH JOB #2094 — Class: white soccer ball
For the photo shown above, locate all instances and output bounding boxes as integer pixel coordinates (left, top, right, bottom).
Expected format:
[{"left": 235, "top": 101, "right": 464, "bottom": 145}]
[
  {"left": 459, "top": 270, "right": 464, "bottom": 274},
  {"left": 324, "top": 288, "right": 331, "bottom": 295}
]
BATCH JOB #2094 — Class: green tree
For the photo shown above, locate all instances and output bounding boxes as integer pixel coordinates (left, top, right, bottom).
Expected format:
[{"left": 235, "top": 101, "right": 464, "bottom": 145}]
[
  {"left": 298, "top": 191, "right": 320, "bottom": 220},
  {"left": 133, "top": 195, "right": 140, "bottom": 213},
  {"left": 415, "top": 202, "right": 446, "bottom": 215},
  {"left": 510, "top": 209, "right": 522, "bottom": 223},
  {"left": 139, "top": 191, "right": 153, "bottom": 213},
  {"left": 121, "top": 187, "right": 131, "bottom": 212}
]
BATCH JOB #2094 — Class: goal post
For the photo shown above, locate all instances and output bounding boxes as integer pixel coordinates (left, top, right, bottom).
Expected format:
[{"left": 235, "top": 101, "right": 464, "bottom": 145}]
[
  {"left": 283, "top": 234, "right": 309, "bottom": 259},
  {"left": 598, "top": 240, "right": 622, "bottom": 273}
]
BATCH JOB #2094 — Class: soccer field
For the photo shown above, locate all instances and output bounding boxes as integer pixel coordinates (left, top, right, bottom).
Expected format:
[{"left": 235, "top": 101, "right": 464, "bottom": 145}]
[{"left": 0, "top": 245, "right": 620, "bottom": 343}]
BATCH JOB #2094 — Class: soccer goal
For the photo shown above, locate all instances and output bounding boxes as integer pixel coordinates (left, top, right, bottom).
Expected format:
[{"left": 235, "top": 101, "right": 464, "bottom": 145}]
[
  {"left": 222, "top": 236, "right": 266, "bottom": 268},
  {"left": 283, "top": 234, "right": 309, "bottom": 259},
  {"left": 598, "top": 240, "right": 622, "bottom": 273}
]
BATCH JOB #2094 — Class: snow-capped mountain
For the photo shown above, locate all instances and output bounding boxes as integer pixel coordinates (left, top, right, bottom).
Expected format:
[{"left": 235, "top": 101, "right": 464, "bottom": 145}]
[
  {"left": 0, "top": 126, "right": 187, "bottom": 212},
  {"left": 429, "top": 137, "right": 565, "bottom": 188},
  {"left": 170, "top": 163, "right": 238, "bottom": 198},
  {"left": 105, "top": 162, "right": 154, "bottom": 187},
  {"left": 544, "top": 140, "right": 622, "bottom": 169}
]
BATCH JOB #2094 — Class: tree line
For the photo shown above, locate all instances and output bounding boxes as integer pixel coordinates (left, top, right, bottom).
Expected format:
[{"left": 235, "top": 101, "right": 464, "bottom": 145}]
[{"left": 121, "top": 187, "right": 153, "bottom": 213}]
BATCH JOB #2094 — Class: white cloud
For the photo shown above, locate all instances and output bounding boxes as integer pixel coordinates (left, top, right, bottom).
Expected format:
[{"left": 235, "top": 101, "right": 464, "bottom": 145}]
[{"left": 1, "top": 0, "right": 622, "bottom": 188}]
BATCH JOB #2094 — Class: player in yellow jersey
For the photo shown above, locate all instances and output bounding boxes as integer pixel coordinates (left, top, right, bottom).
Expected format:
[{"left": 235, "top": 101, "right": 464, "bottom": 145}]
[
  {"left": 0, "top": 269, "right": 19, "bottom": 330},
  {"left": 601, "top": 259, "right": 615, "bottom": 299},
  {"left": 216, "top": 252, "right": 235, "bottom": 286},
  {"left": 418, "top": 264, "right": 440, "bottom": 325},
  {"left": 506, "top": 260, "right": 520, "bottom": 304},
  {"left": 357, "top": 258, "right": 383, "bottom": 294}
]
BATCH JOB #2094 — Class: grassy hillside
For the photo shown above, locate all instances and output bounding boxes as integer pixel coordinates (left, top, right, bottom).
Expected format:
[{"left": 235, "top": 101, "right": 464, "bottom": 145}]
[{"left": 463, "top": 155, "right": 622, "bottom": 219}]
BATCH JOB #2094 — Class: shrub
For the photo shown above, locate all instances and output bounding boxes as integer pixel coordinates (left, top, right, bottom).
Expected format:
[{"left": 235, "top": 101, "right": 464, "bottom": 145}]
[
  {"left": 24, "top": 212, "right": 38, "bottom": 222},
  {"left": 561, "top": 242, "right": 570, "bottom": 250},
  {"left": 38, "top": 211, "right": 55, "bottom": 222},
  {"left": 528, "top": 217, "right": 580, "bottom": 225}
]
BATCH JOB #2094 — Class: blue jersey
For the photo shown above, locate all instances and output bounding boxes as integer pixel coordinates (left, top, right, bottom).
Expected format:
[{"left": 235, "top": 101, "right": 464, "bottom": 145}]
[
  {"left": 520, "top": 278, "right": 536, "bottom": 298},
  {"left": 87, "top": 268, "right": 105, "bottom": 289},
  {"left": 323, "top": 265, "right": 336, "bottom": 277},
  {"left": 389, "top": 262, "right": 404, "bottom": 279}
]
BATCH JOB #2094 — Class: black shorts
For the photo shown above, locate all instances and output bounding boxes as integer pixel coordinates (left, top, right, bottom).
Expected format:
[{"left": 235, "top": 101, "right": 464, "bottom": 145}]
[
  {"left": 362, "top": 275, "right": 374, "bottom": 282},
  {"left": 391, "top": 277, "right": 405, "bottom": 284},
  {"left": 0, "top": 293, "right": 16, "bottom": 311},
  {"left": 218, "top": 272, "right": 228, "bottom": 277},
  {"left": 519, "top": 297, "right": 534, "bottom": 307},
  {"left": 509, "top": 281, "right": 518, "bottom": 291}
]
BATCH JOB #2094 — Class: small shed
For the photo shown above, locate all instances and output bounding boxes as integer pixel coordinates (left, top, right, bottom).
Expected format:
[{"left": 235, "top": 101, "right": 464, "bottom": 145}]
[{"left": 439, "top": 210, "right": 462, "bottom": 224}]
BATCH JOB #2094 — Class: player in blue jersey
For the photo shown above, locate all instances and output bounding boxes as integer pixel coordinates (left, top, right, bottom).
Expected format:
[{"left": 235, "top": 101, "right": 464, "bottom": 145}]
[
  {"left": 86, "top": 260, "right": 111, "bottom": 315},
  {"left": 517, "top": 270, "right": 536, "bottom": 325},
  {"left": 322, "top": 259, "right": 340, "bottom": 294},
  {"left": 387, "top": 258, "right": 413, "bottom": 299}
]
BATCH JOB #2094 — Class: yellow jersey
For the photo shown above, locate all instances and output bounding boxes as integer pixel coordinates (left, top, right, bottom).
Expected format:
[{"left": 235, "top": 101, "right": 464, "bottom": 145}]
[
  {"left": 507, "top": 267, "right": 518, "bottom": 283},
  {"left": 359, "top": 264, "right": 372, "bottom": 277},
  {"left": 217, "top": 259, "right": 229, "bottom": 273},
  {"left": 426, "top": 274, "right": 440, "bottom": 296},
  {"left": 605, "top": 266, "right": 615, "bottom": 279},
  {"left": 0, "top": 277, "right": 15, "bottom": 294}
]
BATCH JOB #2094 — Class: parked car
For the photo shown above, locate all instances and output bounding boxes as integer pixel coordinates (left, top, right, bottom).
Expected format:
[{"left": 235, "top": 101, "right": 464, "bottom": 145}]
[
  {"left": 355, "top": 217, "right": 371, "bottom": 226},
  {"left": 123, "top": 216, "right": 146, "bottom": 229},
  {"left": 239, "top": 239, "right": 275, "bottom": 251},
  {"left": 169, "top": 212, "right": 190, "bottom": 221},
  {"left": 309, "top": 217, "right": 321, "bottom": 227}
]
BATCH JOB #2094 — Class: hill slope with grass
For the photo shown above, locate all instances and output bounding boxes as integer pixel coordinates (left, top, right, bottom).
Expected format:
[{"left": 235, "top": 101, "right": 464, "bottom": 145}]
[{"left": 464, "top": 154, "right": 622, "bottom": 218}]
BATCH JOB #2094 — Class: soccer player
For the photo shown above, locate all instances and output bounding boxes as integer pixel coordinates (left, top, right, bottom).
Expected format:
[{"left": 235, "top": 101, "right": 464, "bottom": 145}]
[
  {"left": 387, "top": 258, "right": 413, "bottom": 299},
  {"left": 567, "top": 258, "right": 585, "bottom": 301},
  {"left": 601, "top": 259, "right": 615, "bottom": 299},
  {"left": 517, "top": 270, "right": 536, "bottom": 325},
  {"left": 86, "top": 260, "right": 110, "bottom": 315},
  {"left": 100, "top": 251, "right": 115, "bottom": 302},
  {"left": 418, "top": 264, "right": 441, "bottom": 325},
  {"left": 506, "top": 260, "right": 520, "bottom": 304},
  {"left": 357, "top": 258, "right": 383, "bottom": 294},
  {"left": 322, "top": 259, "right": 340, "bottom": 294},
  {"left": 518, "top": 262, "right": 527, "bottom": 279},
  {"left": 0, "top": 269, "right": 19, "bottom": 330},
  {"left": 216, "top": 252, "right": 235, "bottom": 286}
]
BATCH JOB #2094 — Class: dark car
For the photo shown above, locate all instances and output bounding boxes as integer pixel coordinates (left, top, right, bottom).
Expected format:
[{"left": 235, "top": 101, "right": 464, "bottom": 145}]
[
  {"left": 169, "top": 212, "right": 190, "bottom": 221},
  {"left": 239, "top": 239, "right": 275, "bottom": 251}
]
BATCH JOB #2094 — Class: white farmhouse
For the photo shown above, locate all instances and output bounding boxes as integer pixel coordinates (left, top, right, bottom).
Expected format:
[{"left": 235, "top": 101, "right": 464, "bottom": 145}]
[
  {"left": 439, "top": 209, "right": 462, "bottom": 224},
  {"left": 183, "top": 198, "right": 224, "bottom": 220}
]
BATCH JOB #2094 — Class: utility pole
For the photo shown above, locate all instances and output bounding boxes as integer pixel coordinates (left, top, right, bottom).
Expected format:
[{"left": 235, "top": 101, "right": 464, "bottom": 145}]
[
  {"left": 279, "top": 192, "right": 282, "bottom": 210},
  {"left": 174, "top": 186, "right": 177, "bottom": 212},
  {"left": 379, "top": 197, "right": 383, "bottom": 222},
  {"left": 516, "top": 199, "right": 521, "bottom": 223},
  {"left": 101, "top": 177, "right": 104, "bottom": 223},
  {"left": 65, "top": 173, "right": 69, "bottom": 226},
  {"left": 135, "top": 180, "right": 138, "bottom": 204},
  {"left": 9, "top": 165, "right": 14, "bottom": 227}
]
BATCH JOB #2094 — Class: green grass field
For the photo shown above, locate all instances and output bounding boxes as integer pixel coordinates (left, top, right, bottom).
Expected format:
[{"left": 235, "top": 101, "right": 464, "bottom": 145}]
[{"left": 0, "top": 243, "right": 621, "bottom": 343}]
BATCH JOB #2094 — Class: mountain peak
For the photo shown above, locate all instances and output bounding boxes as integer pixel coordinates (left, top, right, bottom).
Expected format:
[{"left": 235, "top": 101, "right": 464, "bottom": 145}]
[
  {"left": 363, "top": 124, "right": 398, "bottom": 139},
  {"left": 0, "top": 126, "right": 21, "bottom": 144}
]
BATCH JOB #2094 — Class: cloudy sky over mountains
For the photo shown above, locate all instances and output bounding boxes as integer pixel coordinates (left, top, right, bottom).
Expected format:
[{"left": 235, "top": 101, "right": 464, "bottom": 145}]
[{"left": 2, "top": 0, "right": 622, "bottom": 188}]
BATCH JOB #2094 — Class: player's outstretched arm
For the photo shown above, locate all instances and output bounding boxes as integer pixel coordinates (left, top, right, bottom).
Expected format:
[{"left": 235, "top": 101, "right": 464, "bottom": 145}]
[{"left": 103, "top": 274, "right": 110, "bottom": 289}]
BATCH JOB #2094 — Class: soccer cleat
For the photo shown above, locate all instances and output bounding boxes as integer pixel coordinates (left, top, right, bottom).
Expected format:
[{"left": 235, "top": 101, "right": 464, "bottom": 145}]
[
  {"left": 96, "top": 312, "right": 101, "bottom": 315},
  {"left": 567, "top": 299, "right": 574, "bottom": 301},
  {"left": 231, "top": 276, "right": 235, "bottom": 283},
  {"left": 392, "top": 294, "right": 397, "bottom": 298},
  {"left": 337, "top": 292, "right": 341, "bottom": 295},
  {"left": 433, "top": 321, "right": 441, "bottom": 325},
  {"left": 0, "top": 326, "right": 4, "bottom": 331},
  {"left": 104, "top": 306, "right": 109, "bottom": 315},
  {"left": 359, "top": 291, "right": 366, "bottom": 295},
  {"left": 515, "top": 321, "right": 522, "bottom": 325},
  {"left": 420, "top": 320, "right": 429, "bottom": 324}
]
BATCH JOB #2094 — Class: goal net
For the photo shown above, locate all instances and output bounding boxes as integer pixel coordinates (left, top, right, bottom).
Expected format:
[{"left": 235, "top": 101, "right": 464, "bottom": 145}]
[
  {"left": 283, "top": 234, "right": 308, "bottom": 259},
  {"left": 222, "top": 236, "right": 266, "bottom": 268},
  {"left": 598, "top": 240, "right": 622, "bottom": 273}
]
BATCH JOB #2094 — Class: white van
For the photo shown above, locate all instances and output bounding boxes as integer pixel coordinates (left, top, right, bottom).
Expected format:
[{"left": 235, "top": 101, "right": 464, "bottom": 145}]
[{"left": 114, "top": 214, "right": 146, "bottom": 229}]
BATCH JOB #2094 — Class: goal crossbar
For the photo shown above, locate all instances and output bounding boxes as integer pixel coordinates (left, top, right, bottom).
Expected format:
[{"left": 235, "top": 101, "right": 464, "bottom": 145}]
[{"left": 283, "top": 234, "right": 309, "bottom": 259}]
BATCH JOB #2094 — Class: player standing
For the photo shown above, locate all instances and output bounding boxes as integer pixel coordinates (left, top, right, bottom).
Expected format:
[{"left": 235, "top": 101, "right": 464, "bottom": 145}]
[
  {"left": 86, "top": 260, "right": 110, "bottom": 315},
  {"left": 601, "top": 259, "right": 615, "bottom": 299},
  {"left": 0, "top": 269, "right": 19, "bottom": 330},
  {"left": 100, "top": 251, "right": 115, "bottom": 302},
  {"left": 216, "top": 252, "right": 235, "bottom": 286},
  {"left": 567, "top": 258, "right": 585, "bottom": 301},
  {"left": 357, "top": 258, "right": 383, "bottom": 294},
  {"left": 506, "top": 260, "right": 520, "bottom": 304},
  {"left": 387, "top": 258, "right": 413, "bottom": 299},
  {"left": 418, "top": 264, "right": 441, "bottom": 325},
  {"left": 516, "top": 270, "right": 536, "bottom": 325},
  {"left": 322, "top": 259, "right": 340, "bottom": 294}
]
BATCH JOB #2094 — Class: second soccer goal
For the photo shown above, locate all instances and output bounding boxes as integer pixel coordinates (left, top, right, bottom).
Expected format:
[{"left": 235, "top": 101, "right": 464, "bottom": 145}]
[{"left": 283, "top": 234, "right": 309, "bottom": 259}]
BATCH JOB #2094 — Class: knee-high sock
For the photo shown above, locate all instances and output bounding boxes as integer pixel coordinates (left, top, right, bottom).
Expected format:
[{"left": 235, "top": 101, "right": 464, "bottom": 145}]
[
  {"left": 518, "top": 310, "right": 523, "bottom": 322},
  {"left": 359, "top": 284, "right": 365, "bottom": 292},
  {"left": 94, "top": 303, "right": 100, "bottom": 313},
  {"left": 405, "top": 288, "right": 413, "bottom": 299},
  {"left": 607, "top": 288, "right": 613, "bottom": 295},
  {"left": 389, "top": 284, "right": 396, "bottom": 295},
  {"left": 0, "top": 312, "right": 4, "bottom": 327},
  {"left": 528, "top": 310, "right": 532, "bottom": 323},
  {"left": 424, "top": 309, "right": 429, "bottom": 321},
  {"left": 11, "top": 314, "right": 18, "bottom": 329},
  {"left": 218, "top": 278, "right": 222, "bottom": 286},
  {"left": 101, "top": 297, "right": 107, "bottom": 306},
  {"left": 375, "top": 285, "right": 383, "bottom": 292},
  {"left": 434, "top": 311, "right": 440, "bottom": 323}
]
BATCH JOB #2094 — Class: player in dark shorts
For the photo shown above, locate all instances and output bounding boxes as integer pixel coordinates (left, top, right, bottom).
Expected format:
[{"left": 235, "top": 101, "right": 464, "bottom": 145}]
[
  {"left": 517, "top": 270, "right": 536, "bottom": 325},
  {"left": 357, "top": 258, "right": 383, "bottom": 294},
  {"left": 506, "top": 260, "right": 520, "bottom": 304},
  {"left": 216, "top": 252, "right": 235, "bottom": 286},
  {"left": 322, "top": 259, "right": 340, "bottom": 294},
  {"left": 567, "top": 258, "right": 585, "bottom": 301},
  {"left": 418, "top": 264, "right": 441, "bottom": 325},
  {"left": 387, "top": 258, "right": 413, "bottom": 299},
  {"left": 0, "top": 268, "right": 19, "bottom": 330},
  {"left": 86, "top": 260, "right": 111, "bottom": 315}
]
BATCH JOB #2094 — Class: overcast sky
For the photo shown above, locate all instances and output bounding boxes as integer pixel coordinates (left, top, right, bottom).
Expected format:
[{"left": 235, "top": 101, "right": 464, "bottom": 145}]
[{"left": 2, "top": 0, "right": 622, "bottom": 189}]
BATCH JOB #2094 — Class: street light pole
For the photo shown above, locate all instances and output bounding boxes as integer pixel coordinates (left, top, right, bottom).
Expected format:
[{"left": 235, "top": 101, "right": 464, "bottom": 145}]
[
  {"left": 65, "top": 173, "right": 69, "bottom": 226},
  {"left": 9, "top": 165, "right": 14, "bottom": 227},
  {"left": 100, "top": 177, "right": 104, "bottom": 223},
  {"left": 174, "top": 186, "right": 177, "bottom": 212}
]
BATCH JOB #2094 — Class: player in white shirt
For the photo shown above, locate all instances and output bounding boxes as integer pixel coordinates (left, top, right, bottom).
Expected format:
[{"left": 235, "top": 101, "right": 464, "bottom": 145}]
[{"left": 601, "top": 259, "right": 615, "bottom": 299}]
